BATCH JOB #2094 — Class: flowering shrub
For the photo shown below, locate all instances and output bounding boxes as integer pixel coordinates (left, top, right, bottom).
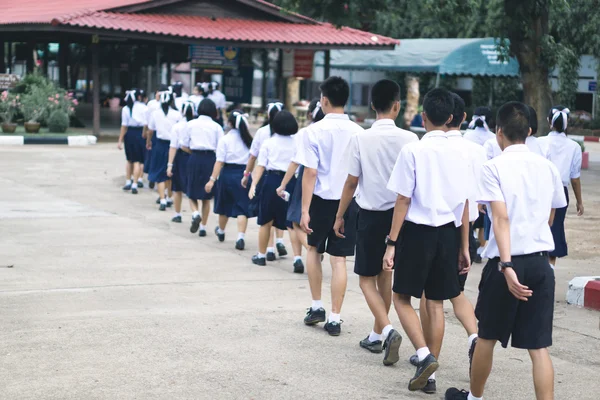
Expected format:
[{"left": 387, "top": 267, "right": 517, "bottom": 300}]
[
  {"left": 21, "top": 85, "right": 51, "bottom": 123},
  {"left": 0, "top": 91, "right": 20, "bottom": 123},
  {"left": 14, "top": 73, "right": 78, "bottom": 124}
]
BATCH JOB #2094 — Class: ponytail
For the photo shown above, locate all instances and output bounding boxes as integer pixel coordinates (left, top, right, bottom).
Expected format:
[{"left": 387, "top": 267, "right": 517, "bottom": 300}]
[
  {"left": 124, "top": 89, "right": 136, "bottom": 116},
  {"left": 159, "top": 91, "right": 171, "bottom": 116},
  {"left": 548, "top": 105, "right": 570, "bottom": 133},
  {"left": 265, "top": 102, "right": 284, "bottom": 132},
  {"left": 229, "top": 110, "right": 252, "bottom": 149},
  {"left": 469, "top": 106, "right": 492, "bottom": 130},
  {"left": 182, "top": 101, "right": 195, "bottom": 122},
  {"left": 308, "top": 98, "right": 325, "bottom": 123}
]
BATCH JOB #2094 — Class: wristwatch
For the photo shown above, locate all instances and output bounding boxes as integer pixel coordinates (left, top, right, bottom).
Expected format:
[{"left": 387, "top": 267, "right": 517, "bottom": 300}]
[
  {"left": 498, "top": 261, "right": 514, "bottom": 272},
  {"left": 385, "top": 235, "right": 397, "bottom": 247}
]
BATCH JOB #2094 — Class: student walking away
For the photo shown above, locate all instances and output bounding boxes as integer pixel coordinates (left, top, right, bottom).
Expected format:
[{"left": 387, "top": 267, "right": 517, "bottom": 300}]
[
  {"left": 295, "top": 76, "right": 364, "bottom": 336},
  {"left": 445, "top": 102, "right": 567, "bottom": 400},
  {"left": 118, "top": 89, "right": 147, "bottom": 194},
  {"left": 243, "top": 102, "right": 288, "bottom": 261},
  {"left": 383, "top": 88, "right": 471, "bottom": 392},
  {"left": 208, "top": 82, "right": 227, "bottom": 127},
  {"left": 333, "top": 80, "right": 417, "bottom": 364},
  {"left": 277, "top": 99, "right": 326, "bottom": 273},
  {"left": 144, "top": 85, "right": 168, "bottom": 190},
  {"left": 537, "top": 106, "right": 584, "bottom": 268},
  {"left": 249, "top": 111, "right": 300, "bottom": 267},
  {"left": 205, "top": 110, "right": 254, "bottom": 249},
  {"left": 171, "top": 81, "right": 188, "bottom": 111},
  {"left": 166, "top": 101, "right": 195, "bottom": 223},
  {"left": 182, "top": 99, "right": 223, "bottom": 237},
  {"left": 147, "top": 91, "right": 181, "bottom": 211},
  {"left": 188, "top": 82, "right": 206, "bottom": 111}
]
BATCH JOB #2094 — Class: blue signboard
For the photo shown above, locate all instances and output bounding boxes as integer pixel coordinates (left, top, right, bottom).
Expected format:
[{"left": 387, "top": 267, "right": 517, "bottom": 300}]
[
  {"left": 190, "top": 46, "right": 239, "bottom": 69},
  {"left": 589, "top": 81, "right": 597, "bottom": 92},
  {"left": 223, "top": 67, "right": 253, "bottom": 104}
]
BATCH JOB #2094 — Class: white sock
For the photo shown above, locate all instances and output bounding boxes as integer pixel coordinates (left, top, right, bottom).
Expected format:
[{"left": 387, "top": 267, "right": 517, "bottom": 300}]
[
  {"left": 294, "top": 256, "right": 302, "bottom": 262},
  {"left": 468, "top": 333, "right": 478, "bottom": 348},
  {"left": 125, "top": 179, "right": 132, "bottom": 185},
  {"left": 174, "top": 212, "right": 181, "bottom": 218},
  {"left": 164, "top": 189, "right": 168, "bottom": 195},
  {"left": 477, "top": 246, "right": 484, "bottom": 255},
  {"left": 416, "top": 347, "right": 431, "bottom": 362},
  {"left": 160, "top": 199, "right": 167, "bottom": 205},
  {"left": 237, "top": 232, "right": 245, "bottom": 240},
  {"left": 429, "top": 372, "right": 436, "bottom": 380},
  {"left": 137, "top": 178, "right": 143, "bottom": 183},
  {"left": 200, "top": 224, "right": 206, "bottom": 230},
  {"left": 368, "top": 330, "right": 382, "bottom": 342},
  {"left": 217, "top": 227, "right": 225, "bottom": 234},
  {"left": 468, "top": 393, "right": 482, "bottom": 400},
  {"left": 276, "top": 238, "right": 284, "bottom": 245},
  {"left": 166, "top": 196, "right": 172, "bottom": 203},
  {"left": 257, "top": 252, "right": 266, "bottom": 259},
  {"left": 192, "top": 211, "right": 200, "bottom": 218},
  {"left": 328, "top": 312, "right": 341, "bottom": 323},
  {"left": 311, "top": 300, "right": 324, "bottom": 311},
  {"left": 382, "top": 324, "right": 393, "bottom": 338},
  {"left": 131, "top": 183, "right": 138, "bottom": 189},
  {"left": 267, "top": 247, "right": 275, "bottom": 254}
]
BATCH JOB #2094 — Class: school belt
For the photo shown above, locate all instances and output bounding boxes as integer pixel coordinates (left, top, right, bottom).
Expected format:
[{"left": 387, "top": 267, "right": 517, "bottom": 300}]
[
  {"left": 223, "top": 163, "right": 246, "bottom": 169},
  {"left": 157, "top": 138, "right": 170, "bottom": 144},
  {"left": 490, "top": 251, "right": 548, "bottom": 260},
  {"left": 266, "top": 170, "right": 286, "bottom": 176},
  {"left": 192, "top": 149, "right": 215, "bottom": 154}
]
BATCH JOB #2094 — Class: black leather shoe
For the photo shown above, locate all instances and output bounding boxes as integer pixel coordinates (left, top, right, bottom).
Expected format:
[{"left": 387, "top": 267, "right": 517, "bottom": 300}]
[
  {"left": 199, "top": 229, "right": 207, "bottom": 237},
  {"left": 215, "top": 227, "right": 225, "bottom": 242},
  {"left": 444, "top": 388, "right": 469, "bottom": 400},
  {"left": 236, "top": 239, "right": 245, "bottom": 250},
  {"left": 251, "top": 255, "right": 266, "bottom": 266},
  {"left": 137, "top": 181, "right": 144, "bottom": 189},
  {"left": 166, "top": 200, "right": 173, "bottom": 208},
  {"left": 422, "top": 379, "right": 436, "bottom": 394},
  {"left": 359, "top": 337, "right": 383, "bottom": 353},
  {"left": 266, "top": 251, "right": 276, "bottom": 261},
  {"left": 409, "top": 354, "right": 439, "bottom": 391},
  {"left": 276, "top": 242, "right": 288, "bottom": 257},
  {"left": 122, "top": 184, "right": 132, "bottom": 191},
  {"left": 382, "top": 329, "right": 402, "bottom": 366},
  {"left": 171, "top": 216, "right": 182, "bottom": 223},
  {"left": 293, "top": 259, "right": 304, "bottom": 274},
  {"left": 149, "top": 182, "right": 155, "bottom": 189},
  {"left": 190, "top": 215, "right": 201, "bottom": 233},
  {"left": 324, "top": 321, "right": 342, "bottom": 336},
  {"left": 156, "top": 197, "right": 160, "bottom": 204},
  {"left": 131, "top": 188, "right": 138, "bottom": 195},
  {"left": 409, "top": 354, "right": 419, "bottom": 367},
  {"left": 159, "top": 203, "right": 166, "bottom": 211},
  {"left": 303, "top": 307, "right": 326, "bottom": 325}
]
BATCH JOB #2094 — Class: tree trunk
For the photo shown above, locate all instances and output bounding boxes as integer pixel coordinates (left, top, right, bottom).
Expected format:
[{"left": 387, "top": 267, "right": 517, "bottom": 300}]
[
  {"left": 519, "top": 64, "right": 553, "bottom": 136},
  {"left": 404, "top": 75, "right": 420, "bottom": 128}
]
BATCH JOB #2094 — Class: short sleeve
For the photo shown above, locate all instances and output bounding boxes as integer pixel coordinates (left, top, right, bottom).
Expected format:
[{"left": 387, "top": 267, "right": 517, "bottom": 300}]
[
  {"left": 570, "top": 145, "right": 582, "bottom": 179},
  {"left": 121, "top": 107, "right": 130, "bottom": 127},
  {"left": 180, "top": 123, "right": 191, "bottom": 148},
  {"left": 550, "top": 164, "right": 568, "bottom": 208},
  {"left": 477, "top": 163, "right": 505, "bottom": 203},
  {"left": 169, "top": 124, "right": 180, "bottom": 148},
  {"left": 346, "top": 134, "right": 361, "bottom": 178},
  {"left": 483, "top": 139, "right": 494, "bottom": 160},
  {"left": 257, "top": 142, "right": 268, "bottom": 168},
  {"left": 249, "top": 129, "right": 263, "bottom": 157},
  {"left": 386, "top": 146, "right": 415, "bottom": 198},
  {"left": 294, "top": 126, "right": 319, "bottom": 169},
  {"left": 147, "top": 111, "right": 156, "bottom": 131},
  {"left": 216, "top": 136, "right": 227, "bottom": 162}
]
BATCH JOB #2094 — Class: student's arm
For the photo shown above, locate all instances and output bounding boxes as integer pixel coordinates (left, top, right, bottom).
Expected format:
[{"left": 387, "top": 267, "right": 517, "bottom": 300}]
[
  {"left": 277, "top": 161, "right": 300, "bottom": 196},
  {"left": 145, "top": 130, "right": 154, "bottom": 150},
  {"left": 242, "top": 155, "right": 257, "bottom": 188},
  {"left": 458, "top": 200, "right": 471, "bottom": 274},
  {"left": 571, "top": 178, "right": 584, "bottom": 216},
  {"left": 204, "top": 162, "right": 223, "bottom": 193},
  {"left": 300, "top": 167, "right": 317, "bottom": 234},
  {"left": 382, "top": 195, "right": 411, "bottom": 271},
  {"left": 334, "top": 175, "right": 359, "bottom": 238},
  {"left": 296, "top": 127, "right": 319, "bottom": 234},
  {"left": 549, "top": 209, "right": 556, "bottom": 226},
  {"left": 571, "top": 146, "right": 583, "bottom": 216},
  {"left": 118, "top": 126, "right": 127, "bottom": 150},
  {"left": 249, "top": 166, "right": 265, "bottom": 199},
  {"left": 166, "top": 147, "right": 177, "bottom": 177}
]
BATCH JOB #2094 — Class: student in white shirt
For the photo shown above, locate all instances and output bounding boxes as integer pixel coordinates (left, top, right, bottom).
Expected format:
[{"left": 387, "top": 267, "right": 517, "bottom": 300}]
[
  {"left": 147, "top": 91, "right": 181, "bottom": 211},
  {"left": 188, "top": 83, "right": 205, "bottom": 111},
  {"left": 537, "top": 106, "right": 584, "bottom": 268},
  {"left": 334, "top": 80, "right": 417, "bottom": 364},
  {"left": 243, "top": 102, "right": 288, "bottom": 261},
  {"left": 445, "top": 102, "right": 567, "bottom": 400},
  {"left": 383, "top": 88, "right": 471, "bottom": 392},
  {"left": 144, "top": 85, "right": 168, "bottom": 189},
  {"left": 294, "top": 76, "right": 364, "bottom": 336},
  {"left": 205, "top": 110, "right": 254, "bottom": 249},
  {"left": 171, "top": 82, "right": 189, "bottom": 111},
  {"left": 463, "top": 106, "right": 496, "bottom": 146},
  {"left": 118, "top": 89, "right": 147, "bottom": 194},
  {"left": 166, "top": 101, "right": 195, "bottom": 223},
  {"left": 182, "top": 99, "right": 224, "bottom": 237},
  {"left": 249, "top": 111, "right": 299, "bottom": 266},
  {"left": 208, "top": 82, "right": 227, "bottom": 126}
]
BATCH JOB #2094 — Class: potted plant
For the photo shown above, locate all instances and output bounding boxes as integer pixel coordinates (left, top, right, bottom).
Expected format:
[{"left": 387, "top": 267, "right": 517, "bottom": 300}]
[
  {"left": 0, "top": 91, "right": 20, "bottom": 133},
  {"left": 46, "top": 91, "right": 77, "bottom": 133},
  {"left": 21, "top": 86, "right": 50, "bottom": 133}
]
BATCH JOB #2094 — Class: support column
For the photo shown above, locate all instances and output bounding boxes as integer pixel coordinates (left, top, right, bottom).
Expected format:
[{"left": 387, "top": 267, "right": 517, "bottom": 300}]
[
  {"left": 91, "top": 43, "right": 100, "bottom": 136},
  {"left": 59, "top": 41, "right": 68, "bottom": 88},
  {"left": 86, "top": 49, "right": 91, "bottom": 102},
  {"left": 276, "top": 49, "right": 283, "bottom": 101},
  {"left": 7, "top": 42, "right": 12, "bottom": 73},
  {"left": 42, "top": 43, "right": 49, "bottom": 77},
  {"left": 261, "top": 49, "right": 269, "bottom": 109},
  {"left": 26, "top": 41, "right": 35, "bottom": 73},
  {"left": 166, "top": 47, "right": 172, "bottom": 84},
  {"left": 156, "top": 45, "right": 161, "bottom": 86},
  {"left": 0, "top": 41, "right": 5, "bottom": 73},
  {"left": 324, "top": 50, "right": 331, "bottom": 80}
]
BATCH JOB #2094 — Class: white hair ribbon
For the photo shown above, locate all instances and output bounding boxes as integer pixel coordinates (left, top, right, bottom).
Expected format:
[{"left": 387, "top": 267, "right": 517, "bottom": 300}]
[
  {"left": 182, "top": 101, "right": 195, "bottom": 116},
  {"left": 159, "top": 91, "right": 171, "bottom": 104},
  {"left": 233, "top": 111, "right": 249, "bottom": 130},
  {"left": 312, "top": 101, "right": 322, "bottom": 119},
  {"left": 468, "top": 115, "right": 490, "bottom": 131},
  {"left": 551, "top": 108, "right": 570, "bottom": 131},
  {"left": 211, "top": 82, "right": 219, "bottom": 90},
  {"left": 201, "top": 82, "right": 210, "bottom": 92},
  {"left": 124, "top": 90, "right": 136, "bottom": 102},
  {"left": 267, "top": 102, "right": 284, "bottom": 115}
]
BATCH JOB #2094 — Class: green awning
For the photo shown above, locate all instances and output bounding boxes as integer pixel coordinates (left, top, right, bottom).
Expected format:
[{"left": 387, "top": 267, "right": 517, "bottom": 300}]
[{"left": 315, "top": 38, "right": 520, "bottom": 77}]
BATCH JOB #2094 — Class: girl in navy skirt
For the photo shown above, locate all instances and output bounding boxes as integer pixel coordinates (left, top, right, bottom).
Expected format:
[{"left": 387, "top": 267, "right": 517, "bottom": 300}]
[
  {"left": 182, "top": 99, "right": 224, "bottom": 237},
  {"left": 147, "top": 91, "right": 181, "bottom": 211},
  {"left": 205, "top": 110, "right": 254, "bottom": 250},
  {"left": 277, "top": 99, "right": 326, "bottom": 272},
  {"left": 249, "top": 110, "right": 300, "bottom": 267},
  {"left": 118, "top": 89, "right": 148, "bottom": 195},
  {"left": 538, "top": 105, "right": 584, "bottom": 267},
  {"left": 167, "top": 101, "right": 195, "bottom": 223},
  {"left": 144, "top": 85, "right": 168, "bottom": 190}
]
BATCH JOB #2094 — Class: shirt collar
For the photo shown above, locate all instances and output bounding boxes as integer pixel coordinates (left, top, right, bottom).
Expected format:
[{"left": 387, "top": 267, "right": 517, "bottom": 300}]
[
  {"left": 198, "top": 115, "right": 213, "bottom": 121},
  {"left": 548, "top": 131, "right": 566, "bottom": 137},
  {"left": 371, "top": 119, "right": 396, "bottom": 128},
  {"left": 324, "top": 113, "right": 350, "bottom": 121},
  {"left": 422, "top": 130, "right": 449, "bottom": 139},
  {"left": 446, "top": 130, "right": 462, "bottom": 138},
  {"left": 503, "top": 144, "right": 529, "bottom": 153}
]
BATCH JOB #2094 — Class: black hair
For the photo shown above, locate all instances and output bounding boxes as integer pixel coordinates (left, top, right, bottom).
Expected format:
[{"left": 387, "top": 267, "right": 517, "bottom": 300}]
[
  {"left": 371, "top": 79, "right": 400, "bottom": 113},
  {"left": 473, "top": 106, "right": 492, "bottom": 129},
  {"left": 308, "top": 98, "right": 325, "bottom": 123},
  {"left": 158, "top": 84, "right": 169, "bottom": 92},
  {"left": 207, "top": 82, "right": 215, "bottom": 95},
  {"left": 125, "top": 89, "right": 137, "bottom": 116},
  {"left": 171, "top": 82, "right": 183, "bottom": 98},
  {"left": 448, "top": 93, "right": 466, "bottom": 128},
  {"left": 320, "top": 76, "right": 349, "bottom": 108},
  {"left": 228, "top": 110, "right": 253, "bottom": 149},
  {"left": 198, "top": 98, "right": 218, "bottom": 120},
  {"left": 548, "top": 104, "right": 569, "bottom": 132},
  {"left": 422, "top": 88, "right": 454, "bottom": 126},
  {"left": 182, "top": 102, "right": 195, "bottom": 122},
  {"left": 195, "top": 82, "right": 206, "bottom": 96},
  {"left": 160, "top": 92, "right": 175, "bottom": 116},
  {"left": 263, "top": 102, "right": 284, "bottom": 128},
  {"left": 527, "top": 105, "right": 538, "bottom": 136},
  {"left": 270, "top": 110, "right": 298, "bottom": 137},
  {"left": 496, "top": 101, "right": 530, "bottom": 143}
]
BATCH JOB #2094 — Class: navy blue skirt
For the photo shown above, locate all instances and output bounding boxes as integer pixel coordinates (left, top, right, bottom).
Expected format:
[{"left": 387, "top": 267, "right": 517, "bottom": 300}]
[
  {"left": 550, "top": 186, "right": 569, "bottom": 258},
  {"left": 248, "top": 174, "right": 265, "bottom": 217},
  {"left": 258, "top": 171, "right": 296, "bottom": 230},
  {"left": 144, "top": 134, "right": 157, "bottom": 173},
  {"left": 286, "top": 166, "right": 303, "bottom": 224},
  {"left": 124, "top": 126, "right": 145, "bottom": 163},
  {"left": 172, "top": 149, "right": 190, "bottom": 193},
  {"left": 214, "top": 164, "right": 255, "bottom": 218},
  {"left": 186, "top": 150, "right": 216, "bottom": 200},
  {"left": 148, "top": 138, "right": 170, "bottom": 183}
]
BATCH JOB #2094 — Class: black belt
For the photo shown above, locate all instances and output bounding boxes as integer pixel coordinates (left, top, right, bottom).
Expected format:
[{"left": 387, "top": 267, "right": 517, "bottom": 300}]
[
  {"left": 266, "top": 170, "right": 286, "bottom": 176},
  {"left": 157, "top": 138, "right": 170, "bottom": 144},
  {"left": 224, "top": 163, "right": 245, "bottom": 168},
  {"left": 192, "top": 150, "right": 215, "bottom": 154},
  {"left": 491, "top": 252, "right": 548, "bottom": 260}
]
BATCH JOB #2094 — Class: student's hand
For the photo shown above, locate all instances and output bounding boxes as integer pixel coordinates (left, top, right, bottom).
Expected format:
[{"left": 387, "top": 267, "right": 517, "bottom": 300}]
[
  {"left": 248, "top": 184, "right": 256, "bottom": 200},
  {"left": 503, "top": 267, "right": 532, "bottom": 301},
  {"left": 478, "top": 204, "right": 486, "bottom": 214},
  {"left": 333, "top": 216, "right": 345, "bottom": 238},
  {"left": 300, "top": 212, "right": 313, "bottom": 234},
  {"left": 241, "top": 175, "right": 249, "bottom": 189},
  {"left": 146, "top": 142, "right": 152, "bottom": 151},
  {"left": 117, "top": 142, "right": 123, "bottom": 150},
  {"left": 205, "top": 180, "right": 215, "bottom": 193},
  {"left": 577, "top": 202, "right": 584, "bottom": 216},
  {"left": 142, "top": 131, "right": 147, "bottom": 139},
  {"left": 167, "top": 166, "right": 173, "bottom": 178},
  {"left": 276, "top": 185, "right": 285, "bottom": 197},
  {"left": 458, "top": 247, "right": 471, "bottom": 275},
  {"left": 383, "top": 246, "right": 395, "bottom": 271}
]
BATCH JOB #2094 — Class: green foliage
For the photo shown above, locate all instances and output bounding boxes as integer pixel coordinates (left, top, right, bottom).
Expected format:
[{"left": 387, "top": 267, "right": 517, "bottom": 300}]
[
  {"left": 13, "top": 73, "right": 77, "bottom": 124},
  {"left": 0, "top": 91, "right": 21, "bottom": 123},
  {"left": 472, "top": 77, "right": 521, "bottom": 110},
  {"left": 21, "top": 85, "right": 50, "bottom": 123},
  {"left": 47, "top": 110, "right": 70, "bottom": 133}
]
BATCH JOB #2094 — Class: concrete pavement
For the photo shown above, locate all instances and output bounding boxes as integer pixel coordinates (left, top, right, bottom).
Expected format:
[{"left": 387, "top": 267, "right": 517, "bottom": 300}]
[{"left": 1, "top": 144, "right": 599, "bottom": 399}]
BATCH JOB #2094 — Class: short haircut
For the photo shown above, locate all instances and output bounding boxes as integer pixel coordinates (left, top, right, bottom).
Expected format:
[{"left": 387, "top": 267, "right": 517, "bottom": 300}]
[
  {"left": 198, "top": 98, "right": 217, "bottom": 119},
  {"left": 448, "top": 93, "right": 466, "bottom": 128},
  {"left": 320, "top": 76, "right": 349, "bottom": 108},
  {"left": 422, "top": 88, "right": 455, "bottom": 126},
  {"left": 270, "top": 110, "right": 298, "bottom": 136},
  {"left": 527, "top": 105, "right": 538, "bottom": 135},
  {"left": 371, "top": 79, "right": 401, "bottom": 113},
  {"left": 496, "top": 101, "right": 530, "bottom": 143}
]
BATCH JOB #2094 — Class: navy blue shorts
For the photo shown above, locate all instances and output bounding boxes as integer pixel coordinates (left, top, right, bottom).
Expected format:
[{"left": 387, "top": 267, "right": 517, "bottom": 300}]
[
  {"left": 307, "top": 195, "right": 358, "bottom": 257},
  {"left": 124, "top": 126, "right": 145, "bottom": 163},
  {"left": 257, "top": 171, "right": 296, "bottom": 230},
  {"left": 214, "top": 164, "right": 254, "bottom": 218},
  {"left": 186, "top": 150, "right": 216, "bottom": 200},
  {"left": 550, "top": 187, "right": 569, "bottom": 258},
  {"left": 144, "top": 134, "right": 157, "bottom": 174},
  {"left": 286, "top": 166, "right": 303, "bottom": 225},
  {"left": 171, "top": 149, "right": 189, "bottom": 193},
  {"left": 354, "top": 207, "right": 393, "bottom": 277},
  {"left": 148, "top": 138, "right": 170, "bottom": 184}
]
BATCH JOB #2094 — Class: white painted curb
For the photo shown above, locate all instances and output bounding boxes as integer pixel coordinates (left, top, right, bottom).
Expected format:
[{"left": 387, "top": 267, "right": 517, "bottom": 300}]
[
  {"left": 0, "top": 136, "right": 25, "bottom": 146},
  {"left": 566, "top": 277, "right": 594, "bottom": 306},
  {"left": 67, "top": 135, "right": 97, "bottom": 146}
]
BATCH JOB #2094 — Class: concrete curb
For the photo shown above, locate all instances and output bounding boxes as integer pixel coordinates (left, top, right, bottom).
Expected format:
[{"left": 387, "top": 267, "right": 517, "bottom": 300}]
[
  {"left": 566, "top": 276, "right": 600, "bottom": 310},
  {"left": 0, "top": 135, "right": 97, "bottom": 146},
  {"left": 568, "top": 135, "right": 600, "bottom": 143}
]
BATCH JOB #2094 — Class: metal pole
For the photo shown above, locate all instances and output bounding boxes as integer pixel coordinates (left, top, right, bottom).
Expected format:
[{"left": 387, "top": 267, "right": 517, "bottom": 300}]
[
  {"left": 0, "top": 41, "right": 5, "bottom": 73},
  {"left": 92, "top": 42, "right": 100, "bottom": 136},
  {"left": 7, "top": 42, "right": 12, "bottom": 73},
  {"left": 324, "top": 50, "right": 331, "bottom": 79},
  {"left": 348, "top": 70, "right": 353, "bottom": 114}
]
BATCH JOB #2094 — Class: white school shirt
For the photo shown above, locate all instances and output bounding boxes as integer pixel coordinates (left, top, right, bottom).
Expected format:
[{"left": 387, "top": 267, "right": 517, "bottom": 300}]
[
  {"left": 387, "top": 130, "right": 471, "bottom": 227},
  {"left": 216, "top": 129, "right": 250, "bottom": 165},
  {"left": 538, "top": 131, "right": 582, "bottom": 187},
  {"left": 477, "top": 144, "right": 567, "bottom": 259},
  {"left": 447, "top": 130, "right": 487, "bottom": 222},
  {"left": 188, "top": 94, "right": 204, "bottom": 110},
  {"left": 182, "top": 115, "right": 224, "bottom": 151},
  {"left": 145, "top": 99, "right": 160, "bottom": 126},
  {"left": 294, "top": 113, "right": 364, "bottom": 200},
  {"left": 291, "top": 127, "right": 309, "bottom": 164},
  {"left": 209, "top": 90, "right": 227, "bottom": 110},
  {"left": 169, "top": 120, "right": 188, "bottom": 149},
  {"left": 464, "top": 127, "right": 496, "bottom": 147},
  {"left": 174, "top": 93, "right": 189, "bottom": 112},
  {"left": 348, "top": 119, "right": 418, "bottom": 211},
  {"left": 148, "top": 108, "right": 181, "bottom": 141},
  {"left": 249, "top": 125, "right": 271, "bottom": 158},
  {"left": 483, "top": 136, "right": 548, "bottom": 160},
  {"left": 121, "top": 102, "right": 147, "bottom": 127},
  {"left": 257, "top": 133, "right": 297, "bottom": 172}
]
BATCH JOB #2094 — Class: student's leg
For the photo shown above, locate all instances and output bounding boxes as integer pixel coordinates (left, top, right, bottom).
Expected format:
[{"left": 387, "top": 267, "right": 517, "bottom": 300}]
[
  {"left": 360, "top": 275, "right": 392, "bottom": 333},
  {"left": 166, "top": 180, "right": 173, "bottom": 198},
  {"left": 237, "top": 215, "right": 248, "bottom": 234},
  {"left": 201, "top": 200, "right": 211, "bottom": 226},
  {"left": 306, "top": 246, "right": 323, "bottom": 301},
  {"left": 276, "top": 228, "right": 284, "bottom": 240},
  {"left": 394, "top": 293, "right": 427, "bottom": 350},
  {"left": 529, "top": 348, "right": 554, "bottom": 400},
  {"left": 132, "top": 162, "right": 142, "bottom": 184},
  {"left": 549, "top": 256, "right": 557, "bottom": 267},
  {"left": 258, "top": 222, "right": 272, "bottom": 254},
  {"left": 450, "top": 293, "right": 478, "bottom": 336},
  {"left": 157, "top": 182, "right": 166, "bottom": 200},
  {"left": 418, "top": 295, "right": 432, "bottom": 345},
  {"left": 293, "top": 222, "right": 308, "bottom": 250},
  {"left": 469, "top": 338, "right": 496, "bottom": 397},
  {"left": 268, "top": 227, "right": 275, "bottom": 248},
  {"left": 125, "top": 161, "right": 133, "bottom": 183},
  {"left": 189, "top": 199, "right": 199, "bottom": 213},
  {"left": 477, "top": 228, "right": 486, "bottom": 248},
  {"left": 218, "top": 214, "right": 228, "bottom": 230},
  {"left": 424, "top": 299, "right": 445, "bottom": 360},
  {"left": 288, "top": 227, "right": 303, "bottom": 257},
  {"left": 330, "top": 256, "right": 347, "bottom": 314},
  {"left": 173, "top": 191, "right": 182, "bottom": 214}
]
